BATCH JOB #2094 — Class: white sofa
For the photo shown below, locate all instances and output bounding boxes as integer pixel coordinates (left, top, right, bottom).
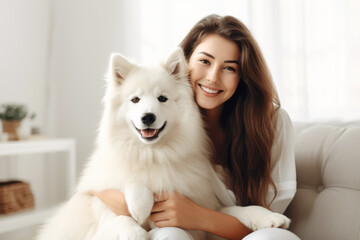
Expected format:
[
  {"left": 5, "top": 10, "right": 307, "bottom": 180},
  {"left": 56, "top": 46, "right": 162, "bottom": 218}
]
[{"left": 285, "top": 122, "right": 360, "bottom": 240}]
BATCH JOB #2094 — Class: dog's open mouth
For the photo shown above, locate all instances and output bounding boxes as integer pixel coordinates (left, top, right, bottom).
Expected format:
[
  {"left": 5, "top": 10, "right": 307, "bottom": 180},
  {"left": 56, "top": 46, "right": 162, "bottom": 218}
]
[{"left": 135, "top": 122, "right": 167, "bottom": 140}]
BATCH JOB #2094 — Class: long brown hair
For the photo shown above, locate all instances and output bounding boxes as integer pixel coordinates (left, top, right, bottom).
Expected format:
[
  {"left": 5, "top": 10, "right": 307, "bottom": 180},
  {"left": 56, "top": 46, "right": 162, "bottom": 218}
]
[{"left": 180, "top": 14, "right": 280, "bottom": 208}]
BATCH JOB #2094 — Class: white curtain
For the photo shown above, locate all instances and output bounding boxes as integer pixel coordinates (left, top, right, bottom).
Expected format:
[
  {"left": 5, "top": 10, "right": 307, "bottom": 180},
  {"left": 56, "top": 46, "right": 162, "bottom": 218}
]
[
  {"left": 126, "top": 0, "right": 360, "bottom": 122},
  {"left": 249, "top": 0, "right": 360, "bottom": 121}
]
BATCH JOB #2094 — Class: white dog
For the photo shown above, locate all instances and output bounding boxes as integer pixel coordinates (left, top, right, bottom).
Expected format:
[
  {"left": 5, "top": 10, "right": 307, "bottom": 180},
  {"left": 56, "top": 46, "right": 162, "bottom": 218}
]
[{"left": 36, "top": 48, "right": 290, "bottom": 240}]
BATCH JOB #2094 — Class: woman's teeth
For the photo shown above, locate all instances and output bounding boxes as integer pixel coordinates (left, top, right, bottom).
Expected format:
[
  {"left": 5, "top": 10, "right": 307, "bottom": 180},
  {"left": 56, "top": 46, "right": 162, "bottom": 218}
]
[{"left": 200, "top": 85, "right": 221, "bottom": 94}]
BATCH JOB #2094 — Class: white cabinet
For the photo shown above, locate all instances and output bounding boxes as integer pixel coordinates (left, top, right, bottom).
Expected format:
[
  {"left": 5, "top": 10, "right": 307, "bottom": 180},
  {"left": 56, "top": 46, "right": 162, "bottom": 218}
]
[{"left": 0, "top": 139, "right": 76, "bottom": 233}]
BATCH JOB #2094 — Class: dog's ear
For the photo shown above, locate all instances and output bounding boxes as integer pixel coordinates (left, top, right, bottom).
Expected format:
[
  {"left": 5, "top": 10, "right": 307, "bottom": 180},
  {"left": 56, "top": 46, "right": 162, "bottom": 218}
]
[
  {"left": 164, "top": 48, "right": 188, "bottom": 77},
  {"left": 110, "top": 53, "right": 135, "bottom": 85}
]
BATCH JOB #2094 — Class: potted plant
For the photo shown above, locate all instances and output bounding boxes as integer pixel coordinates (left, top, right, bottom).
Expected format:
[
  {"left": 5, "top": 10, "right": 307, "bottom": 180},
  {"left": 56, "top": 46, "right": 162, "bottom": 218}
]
[{"left": 0, "top": 103, "right": 28, "bottom": 140}]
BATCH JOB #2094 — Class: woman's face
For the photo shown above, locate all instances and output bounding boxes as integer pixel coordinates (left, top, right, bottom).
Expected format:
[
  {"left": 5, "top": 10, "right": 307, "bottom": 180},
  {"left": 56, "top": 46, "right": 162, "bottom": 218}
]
[{"left": 188, "top": 34, "right": 240, "bottom": 110}]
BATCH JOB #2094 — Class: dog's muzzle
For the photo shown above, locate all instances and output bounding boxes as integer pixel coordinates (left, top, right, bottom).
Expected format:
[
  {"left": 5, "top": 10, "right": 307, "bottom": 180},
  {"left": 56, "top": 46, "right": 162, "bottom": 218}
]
[{"left": 134, "top": 121, "right": 167, "bottom": 141}]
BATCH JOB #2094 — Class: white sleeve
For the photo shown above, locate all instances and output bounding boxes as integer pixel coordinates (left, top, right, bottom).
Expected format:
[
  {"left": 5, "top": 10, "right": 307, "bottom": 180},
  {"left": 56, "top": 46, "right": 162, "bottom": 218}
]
[{"left": 267, "top": 108, "right": 297, "bottom": 214}]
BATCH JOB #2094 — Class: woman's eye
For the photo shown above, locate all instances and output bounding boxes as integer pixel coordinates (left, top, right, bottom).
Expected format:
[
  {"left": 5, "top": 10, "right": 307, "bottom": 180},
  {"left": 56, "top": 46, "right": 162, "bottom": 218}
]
[
  {"left": 199, "top": 59, "right": 210, "bottom": 65},
  {"left": 131, "top": 97, "right": 140, "bottom": 103},
  {"left": 158, "top": 95, "right": 168, "bottom": 102},
  {"left": 224, "top": 66, "right": 236, "bottom": 72}
]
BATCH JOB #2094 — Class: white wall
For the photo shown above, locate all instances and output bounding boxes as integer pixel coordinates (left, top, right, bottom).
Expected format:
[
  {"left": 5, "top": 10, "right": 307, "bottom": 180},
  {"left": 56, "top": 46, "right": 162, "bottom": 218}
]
[
  {"left": 0, "top": 0, "right": 50, "bottom": 129},
  {"left": 46, "top": 0, "right": 127, "bottom": 172}
]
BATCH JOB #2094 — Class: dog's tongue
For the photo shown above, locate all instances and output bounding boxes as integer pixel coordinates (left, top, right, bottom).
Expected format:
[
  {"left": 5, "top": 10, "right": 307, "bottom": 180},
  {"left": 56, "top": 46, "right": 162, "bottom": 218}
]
[{"left": 141, "top": 129, "right": 157, "bottom": 138}]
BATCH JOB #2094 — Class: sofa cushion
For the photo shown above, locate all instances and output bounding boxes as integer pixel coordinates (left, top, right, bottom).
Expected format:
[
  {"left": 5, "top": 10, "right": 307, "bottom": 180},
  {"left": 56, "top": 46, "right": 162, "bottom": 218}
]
[{"left": 285, "top": 122, "right": 360, "bottom": 240}]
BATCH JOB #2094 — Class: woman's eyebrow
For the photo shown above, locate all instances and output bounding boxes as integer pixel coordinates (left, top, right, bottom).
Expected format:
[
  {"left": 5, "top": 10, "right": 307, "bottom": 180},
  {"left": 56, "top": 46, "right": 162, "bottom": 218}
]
[
  {"left": 224, "top": 60, "right": 239, "bottom": 65},
  {"left": 198, "top": 52, "right": 239, "bottom": 65},
  {"left": 198, "top": 51, "right": 215, "bottom": 59}
]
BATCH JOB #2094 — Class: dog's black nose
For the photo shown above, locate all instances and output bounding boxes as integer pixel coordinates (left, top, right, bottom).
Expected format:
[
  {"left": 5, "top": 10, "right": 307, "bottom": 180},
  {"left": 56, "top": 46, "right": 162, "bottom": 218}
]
[{"left": 141, "top": 113, "right": 156, "bottom": 125}]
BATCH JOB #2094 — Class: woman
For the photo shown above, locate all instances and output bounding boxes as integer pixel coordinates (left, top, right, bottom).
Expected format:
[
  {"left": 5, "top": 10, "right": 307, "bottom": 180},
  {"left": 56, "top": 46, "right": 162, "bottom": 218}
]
[{"left": 96, "top": 15, "right": 299, "bottom": 240}]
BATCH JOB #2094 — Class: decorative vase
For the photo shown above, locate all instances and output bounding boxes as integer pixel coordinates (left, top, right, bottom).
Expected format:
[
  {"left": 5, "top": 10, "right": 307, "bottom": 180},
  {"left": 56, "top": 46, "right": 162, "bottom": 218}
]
[{"left": 1, "top": 120, "right": 21, "bottom": 141}]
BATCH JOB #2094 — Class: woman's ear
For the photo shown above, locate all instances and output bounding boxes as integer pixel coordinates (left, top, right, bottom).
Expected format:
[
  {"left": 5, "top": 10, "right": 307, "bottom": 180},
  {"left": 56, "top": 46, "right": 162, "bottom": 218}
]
[
  {"left": 110, "top": 53, "right": 135, "bottom": 85},
  {"left": 164, "top": 47, "right": 188, "bottom": 77}
]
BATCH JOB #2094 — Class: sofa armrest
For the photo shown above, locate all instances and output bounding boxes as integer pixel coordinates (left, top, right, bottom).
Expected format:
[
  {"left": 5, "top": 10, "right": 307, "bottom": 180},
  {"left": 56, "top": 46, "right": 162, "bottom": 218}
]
[{"left": 285, "top": 122, "right": 360, "bottom": 240}]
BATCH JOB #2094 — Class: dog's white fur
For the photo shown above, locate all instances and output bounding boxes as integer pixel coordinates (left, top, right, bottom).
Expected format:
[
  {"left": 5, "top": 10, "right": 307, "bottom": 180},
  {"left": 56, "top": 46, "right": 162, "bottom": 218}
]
[{"left": 36, "top": 48, "right": 290, "bottom": 240}]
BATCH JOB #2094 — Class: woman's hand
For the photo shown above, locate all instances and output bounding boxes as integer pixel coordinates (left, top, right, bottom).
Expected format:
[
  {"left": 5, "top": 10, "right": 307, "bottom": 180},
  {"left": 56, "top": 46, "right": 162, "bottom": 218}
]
[
  {"left": 150, "top": 191, "right": 204, "bottom": 230},
  {"left": 93, "top": 189, "right": 130, "bottom": 216},
  {"left": 150, "top": 191, "right": 252, "bottom": 240}
]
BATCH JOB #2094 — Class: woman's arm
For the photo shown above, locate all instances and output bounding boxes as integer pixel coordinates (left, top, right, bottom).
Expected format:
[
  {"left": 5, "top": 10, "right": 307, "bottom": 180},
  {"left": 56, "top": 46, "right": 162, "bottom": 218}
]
[
  {"left": 150, "top": 192, "right": 252, "bottom": 240},
  {"left": 95, "top": 190, "right": 252, "bottom": 239},
  {"left": 198, "top": 206, "right": 253, "bottom": 239},
  {"left": 93, "top": 189, "right": 130, "bottom": 216}
]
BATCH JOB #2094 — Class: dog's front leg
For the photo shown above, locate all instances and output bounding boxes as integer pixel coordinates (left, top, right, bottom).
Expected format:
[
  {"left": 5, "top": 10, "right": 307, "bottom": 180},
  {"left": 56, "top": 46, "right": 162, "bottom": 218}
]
[
  {"left": 124, "top": 183, "right": 154, "bottom": 225},
  {"left": 219, "top": 205, "right": 290, "bottom": 231},
  {"left": 92, "top": 194, "right": 149, "bottom": 240}
]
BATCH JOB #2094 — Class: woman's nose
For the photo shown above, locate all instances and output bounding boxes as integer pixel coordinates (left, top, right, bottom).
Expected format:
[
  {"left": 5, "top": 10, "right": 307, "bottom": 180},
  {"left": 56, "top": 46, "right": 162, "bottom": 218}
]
[{"left": 206, "top": 67, "right": 220, "bottom": 84}]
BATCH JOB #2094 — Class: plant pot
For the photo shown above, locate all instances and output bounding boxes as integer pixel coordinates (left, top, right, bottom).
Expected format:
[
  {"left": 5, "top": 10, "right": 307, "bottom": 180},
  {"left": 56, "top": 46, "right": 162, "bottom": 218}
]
[{"left": 1, "top": 120, "right": 21, "bottom": 141}]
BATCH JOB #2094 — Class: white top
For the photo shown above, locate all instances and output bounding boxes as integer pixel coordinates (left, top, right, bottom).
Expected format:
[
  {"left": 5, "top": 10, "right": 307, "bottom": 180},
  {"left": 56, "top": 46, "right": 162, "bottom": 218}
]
[
  {"left": 214, "top": 108, "right": 297, "bottom": 214},
  {"left": 267, "top": 108, "right": 297, "bottom": 213}
]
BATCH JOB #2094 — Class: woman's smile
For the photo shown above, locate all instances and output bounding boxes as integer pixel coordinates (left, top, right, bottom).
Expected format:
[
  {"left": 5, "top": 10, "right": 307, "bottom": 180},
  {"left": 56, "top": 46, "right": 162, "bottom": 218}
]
[{"left": 198, "top": 83, "right": 223, "bottom": 97}]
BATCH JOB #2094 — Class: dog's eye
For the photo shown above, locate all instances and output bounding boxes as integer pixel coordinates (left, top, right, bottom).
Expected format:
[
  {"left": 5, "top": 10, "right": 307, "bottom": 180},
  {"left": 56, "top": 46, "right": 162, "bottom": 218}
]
[
  {"left": 158, "top": 95, "right": 168, "bottom": 102},
  {"left": 131, "top": 97, "right": 140, "bottom": 103}
]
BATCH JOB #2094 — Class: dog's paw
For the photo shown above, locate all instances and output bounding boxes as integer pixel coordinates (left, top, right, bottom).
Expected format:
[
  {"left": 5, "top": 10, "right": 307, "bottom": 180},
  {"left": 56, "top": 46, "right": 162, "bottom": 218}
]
[
  {"left": 128, "top": 204, "right": 152, "bottom": 226},
  {"left": 93, "top": 216, "right": 148, "bottom": 240},
  {"left": 252, "top": 212, "right": 290, "bottom": 231},
  {"left": 125, "top": 184, "right": 153, "bottom": 225},
  {"left": 119, "top": 224, "right": 148, "bottom": 240}
]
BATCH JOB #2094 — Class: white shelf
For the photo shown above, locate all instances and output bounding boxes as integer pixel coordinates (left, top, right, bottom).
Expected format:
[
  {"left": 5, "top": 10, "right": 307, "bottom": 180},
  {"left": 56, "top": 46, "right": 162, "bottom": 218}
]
[
  {"left": 0, "top": 139, "right": 75, "bottom": 156},
  {"left": 0, "top": 138, "right": 76, "bottom": 234},
  {"left": 0, "top": 206, "right": 58, "bottom": 233}
]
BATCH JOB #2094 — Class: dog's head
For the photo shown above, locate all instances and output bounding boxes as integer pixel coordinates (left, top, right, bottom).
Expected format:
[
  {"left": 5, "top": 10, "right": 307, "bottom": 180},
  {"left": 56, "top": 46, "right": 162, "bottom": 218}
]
[{"left": 106, "top": 48, "right": 191, "bottom": 145}]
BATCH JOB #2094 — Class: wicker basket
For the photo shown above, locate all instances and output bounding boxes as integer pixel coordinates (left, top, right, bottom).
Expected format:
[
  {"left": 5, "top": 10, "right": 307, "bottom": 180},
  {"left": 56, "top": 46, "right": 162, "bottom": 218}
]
[{"left": 0, "top": 180, "right": 35, "bottom": 214}]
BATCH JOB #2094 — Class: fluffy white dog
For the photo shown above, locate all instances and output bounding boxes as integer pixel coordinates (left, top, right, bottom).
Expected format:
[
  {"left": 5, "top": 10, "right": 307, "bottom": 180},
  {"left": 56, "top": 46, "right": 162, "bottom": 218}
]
[{"left": 36, "top": 48, "right": 290, "bottom": 240}]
